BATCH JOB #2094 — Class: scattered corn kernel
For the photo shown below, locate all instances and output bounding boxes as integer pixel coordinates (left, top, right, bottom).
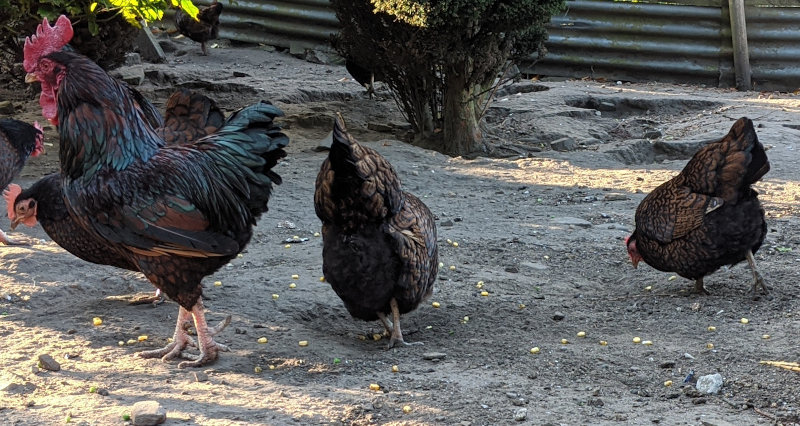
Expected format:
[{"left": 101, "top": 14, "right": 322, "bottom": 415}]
[
  {"left": 530, "top": 347, "right": 540, "bottom": 354},
  {"left": 438, "top": 262, "right": 444, "bottom": 268},
  {"left": 92, "top": 317, "right": 102, "bottom": 326},
  {"left": 664, "top": 380, "right": 673, "bottom": 387},
  {"left": 392, "top": 365, "right": 399, "bottom": 373},
  {"left": 372, "top": 334, "right": 382, "bottom": 341},
  {"left": 299, "top": 340, "right": 309, "bottom": 347},
  {"left": 254, "top": 366, "right": 263, "bottom": 373},
  {"left": 644, "top": 286, "right": 652, "bottom": 291},
  {"left": 357, "top": 335, "right": 367, "bottom": 341},
  {"left": 402, "top": 405, "right": 412, "bottom": 413},
  {"left": 599, "top": 340, "right": 608, "bottom": 346},
  {"left": 272, "top": 294, "right": 279, "bottom": 300},
  {"left": 313, "top": 232, "right": 320, "bottom": 237},
  {"left": 320, "top": 276, "right": 326, "bottom": 282},
  {"left": 577, "top": 331, "right": 586, "bottom": 338},
  {"left": 518, "top": 303, "right": 526, "bottom": 309},
  {"left": 269, "top": 365, "right": 275, "bottom": 370},
  {"left": 118, "top": 341, "right": 125, "bottom": 346},
  {"left": 446, "top": 239, "right": 452, "bottom": 245},
  {"left": 708, "top": 326, "right": 717, "bottom": 332},
  {"left": 632, "top": 337, "right": 641, "bottom": 344},
  {"left": 762, "top": 334, "right": 771, "bottom": 339},
  {"left": 706, "top": 343, "right": 715, "bottom": 349},
  {"left": 369, "top": 383, "right": 381, "bottom": 391},
  {"left": 137, "top": 335, "right": 148, "bottom": 342},
  {"left": 544, "top": 255, "right": 550, "bottom": 260},
  {"left": 432, "top": 302, "right": 440, "bottom": 308},
  {"left": 289, "top": 283, "right": 296, "bottom": 289},
  {"left": 561, "top": 339, "right": 569, "bottom": 344},
  {"left": 668, "top": 275, "right": 677, "bottom": 281},
  {"left": 237, "top": 254, "right": 243, "bottom": 258},
  {"left": 740, "top": 318, "right": 749, "bottom": 324},
  {"left": 213, "top": 281, "right": 222, "bottom": 287},
  {"left": 449, "top": 265, "right": 456, "bottom": 271},
  {"left": 258, "top": 337, "right": 268, "bottom": 344},
  {"left": 642, "top": 340, "right": 653, "bottom": 346},
  {"left": 463, "top": 316, "right": 469, "bottom": 322},
  {"left": 284, "top": 244, "right": 291, "bottom": 249},
  {"left": 452, "top": 242, "right": 459, "bottom": 248},
  {"left": 481, "top": 291, "right": 489, "bottom": 297},
  {"left": 127, "top": 339, "right": 137, "bottom": 345},
  {"left": 291, "top": 274, "right": 299, "bottom": 280}
]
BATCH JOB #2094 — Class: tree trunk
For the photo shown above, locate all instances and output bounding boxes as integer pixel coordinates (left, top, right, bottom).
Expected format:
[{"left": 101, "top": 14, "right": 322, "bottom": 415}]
[{"left": 441, "top": 73, "right": 485, "bottom": 156}]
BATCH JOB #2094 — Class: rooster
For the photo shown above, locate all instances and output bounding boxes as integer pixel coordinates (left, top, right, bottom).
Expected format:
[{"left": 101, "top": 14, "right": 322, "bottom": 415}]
[
  {"left": 0, "top": 118, "right": 45, "bottom": 245},
  {"left": 5, "top": 89, "right": 225, "bottom": 305},
  {"left": 626, "top": 117, "right": 769, "bottom": 298},
  {"left": 315, "top": 114, "right": 437, "bottom": 348},
  {"left": 24, "top": 15, "right": 289, "bottom": 367},
  {"left": 175, "top": 1, "right": 224, "bottom": 56}
]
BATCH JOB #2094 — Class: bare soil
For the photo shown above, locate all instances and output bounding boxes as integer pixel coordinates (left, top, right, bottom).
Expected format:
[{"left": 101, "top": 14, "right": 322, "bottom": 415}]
[{"left": 1, "top": 31, "right": 799, "bottom": 425}]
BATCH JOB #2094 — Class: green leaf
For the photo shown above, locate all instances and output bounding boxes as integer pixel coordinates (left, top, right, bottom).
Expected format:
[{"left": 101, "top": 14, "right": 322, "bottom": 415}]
[
  {"left": 179, "top": 0, "right": 199, "bottom": 19},
  {"left": 776, "top": 247, "right": 792, "bottom": 253}
]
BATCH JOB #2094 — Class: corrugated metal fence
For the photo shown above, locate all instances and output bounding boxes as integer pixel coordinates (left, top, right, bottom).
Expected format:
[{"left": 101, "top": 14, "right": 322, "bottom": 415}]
[{"left": 193, "top": 0, "right": 800, "bottom": 91}]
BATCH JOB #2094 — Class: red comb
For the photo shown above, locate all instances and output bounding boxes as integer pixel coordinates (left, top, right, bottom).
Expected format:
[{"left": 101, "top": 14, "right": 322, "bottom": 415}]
[
  {"left": 23, "top": 15, "right": 74, "bottom": 73},
  {"left": 4, "top": 184, "right": 22, "bottom": 221}
]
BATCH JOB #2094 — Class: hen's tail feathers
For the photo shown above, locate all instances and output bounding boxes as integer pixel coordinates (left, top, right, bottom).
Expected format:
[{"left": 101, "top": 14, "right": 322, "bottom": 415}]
[
  {"left": 329, "top": 112, "right": 360, "bottom": 172},
  {"left": 160, "top": 89, "right": 226, "bottom": 146},
  {"left": 731, "top": 117, "right": 770, "bottom": 185},
  {"left": 201, "top": 101, "right": 289, "bottom": 213}
]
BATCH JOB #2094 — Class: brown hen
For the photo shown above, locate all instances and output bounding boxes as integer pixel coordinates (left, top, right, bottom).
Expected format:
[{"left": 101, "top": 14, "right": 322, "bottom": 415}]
[
  {"left": 175, "top": 1, "right": 223, "bottom": 56},
  {"left": 626, "top": 117, "right": 770, "bottom": 297},
  {"left": 315, "top": 114, "right": 438, "bottom": 348}
]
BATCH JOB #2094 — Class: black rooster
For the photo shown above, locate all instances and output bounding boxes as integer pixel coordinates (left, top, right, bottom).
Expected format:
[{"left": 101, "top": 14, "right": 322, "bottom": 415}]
[
  {"left": 315, "top": 114, "right": 438, "bottom": 347},
  {"left": 24, "top": 16, "right": 288, "bottom": 367}
]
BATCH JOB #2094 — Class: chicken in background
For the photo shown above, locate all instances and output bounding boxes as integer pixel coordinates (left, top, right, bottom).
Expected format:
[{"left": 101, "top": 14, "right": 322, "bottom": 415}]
[
  {"left": 23, "top": 15, "right": 289, "bottom": 367},
  {"left": 0, "top": 119, "right": 44, "bottom": 245},
  {"left": 175, "top": 1, "right": 224, "bottom": 56},
  {"left": 345, "top": 59, "right": 382, "bottom": 99},
  {"left": 315, "top": 113, "right": 438, "bottom": 348},
  {"left": 626, "top": 117, "right": 770, "bottom": 298},
  {"left": 5, "top": 89, "right": 226, "bottom": 305}
]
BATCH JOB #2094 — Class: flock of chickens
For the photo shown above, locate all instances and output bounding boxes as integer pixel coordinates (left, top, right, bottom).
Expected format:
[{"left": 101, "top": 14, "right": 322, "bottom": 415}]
[{"left": 0, "top": 14, "right": 770, "bottom": 368}]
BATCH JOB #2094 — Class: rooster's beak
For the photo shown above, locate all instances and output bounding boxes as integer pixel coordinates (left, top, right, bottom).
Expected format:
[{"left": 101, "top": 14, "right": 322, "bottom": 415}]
[{"left": 25, "top": 73, "right": 38, "bottom": 83}]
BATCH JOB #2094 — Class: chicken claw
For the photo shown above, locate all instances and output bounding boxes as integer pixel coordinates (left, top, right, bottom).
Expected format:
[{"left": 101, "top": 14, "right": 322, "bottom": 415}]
[
  {"left": 746, "top": 250, "right": 770, "bottom": 299},
  {"left": 692, "top": 278, "right": 711, "bottom": 295},
  {"left": 0, "top": 229, "right": 28, "bottom": 246},
  {"left": 381, "top": 298, "right": 423, "bottom": 349}
]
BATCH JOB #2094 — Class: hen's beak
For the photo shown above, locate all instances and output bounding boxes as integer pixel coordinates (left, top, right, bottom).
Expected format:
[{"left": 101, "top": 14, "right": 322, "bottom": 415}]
[
  {"left": 25, "top": 73, "right": 39, "bottom": 83},
  {"left": 9, "top": 217, "right": 21, "bottom": 231},
  {"left": 631, "top": 258, "right": 639, "bottom": 269}
]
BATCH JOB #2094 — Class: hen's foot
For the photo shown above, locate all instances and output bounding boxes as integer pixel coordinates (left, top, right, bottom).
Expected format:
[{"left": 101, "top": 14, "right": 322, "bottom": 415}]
[
  {"left": 387, "top": 338, "right": 423, "bottom": 349},
  {"left": 177, "top": 303, "right": 230, "bottom": 368},
  {"left": 692, "top": 279, "right": 710, "bottom": 295},
  {"left": 0, "top": 229, "right": 28, "bottom": 246},
  {"left": 136, "top": 306, "right": 193, "bottom": 361},
  {"left": 747, "top": 251, "right": 770, "bottom": 300},
  {"left": 384, "top": 298, "right": 422, "bottom": 349}
]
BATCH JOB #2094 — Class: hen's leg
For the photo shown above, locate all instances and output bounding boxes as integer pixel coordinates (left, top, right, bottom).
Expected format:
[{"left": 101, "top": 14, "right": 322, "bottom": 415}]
[
  {"left": 0, "top": 229, "right": 26, "bottom": 245},
  {"left": 136, "top": 306, "right": 193, "bottom": 361},
  {"left": 746, "top": 250, "right": 769, "bottom": 298},
  {"left": 387, "top": 298, "right": 422, "bottom": 348},
  {"left": 177, "top": 299, "right": 230, "bottom": 368},
  {"left": 200, "top": 42, "right": 208, "bottom": 56},
  {"left": 693, "top": 278, "right": 710, "bottom": 295},
  {"left": 377, "top": 313, "right": 393, "bottom": 337}
]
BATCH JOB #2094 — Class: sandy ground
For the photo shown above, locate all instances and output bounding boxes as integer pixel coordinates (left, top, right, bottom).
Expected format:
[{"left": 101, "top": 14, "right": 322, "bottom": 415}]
[{"left": 1, "top": 30, "right": 799, "bottom": 425}]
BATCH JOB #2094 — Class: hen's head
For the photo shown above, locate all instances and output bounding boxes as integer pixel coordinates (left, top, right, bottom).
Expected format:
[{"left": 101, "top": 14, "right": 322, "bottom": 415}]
[
  {"left": 4, "top": 184, "right": 38, "bottom": 230},
  {"left": 23, "top": 15, "right": 73, "bottom": 125},
  {"left": 625, "top": 234, "right": 641, "bottom": 269}
]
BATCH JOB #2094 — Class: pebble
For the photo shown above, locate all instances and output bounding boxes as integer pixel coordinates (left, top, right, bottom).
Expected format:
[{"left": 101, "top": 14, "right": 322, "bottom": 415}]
[
  {"left": 696, "top": 373, "right": 723, "bottom": 394},
  {"left": 422, "top": 352, "right": 447, "bottom": 361},
  {"left": 514, "top": 408, "right": 527, "bottom": 421},
  {"left": 192, "top": 371, "right": 209, "bottom": 382},
  {"left": 37, "top": 354, "right": 61, "bottom": 372},
  {"left": 552, "top": 312, "right": 565, "bottom": 321},
  {"left": 131, "top": 400, "right": 167, "bottom": 425}
]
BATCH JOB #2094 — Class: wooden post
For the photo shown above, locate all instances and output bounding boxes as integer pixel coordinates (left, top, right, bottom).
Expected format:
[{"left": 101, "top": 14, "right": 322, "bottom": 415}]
[{"left": 728, "top": 0, "right": 751, "bottom": 91}]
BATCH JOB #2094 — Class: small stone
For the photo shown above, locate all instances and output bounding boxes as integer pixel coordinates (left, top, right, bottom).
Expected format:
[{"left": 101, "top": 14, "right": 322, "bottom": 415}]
[
  {"left": 659, "top": 361, "right": 676, "bottom": 369},
  {"left": 131, "top": 400, "right": 167, "bottom": 425},
  {"left": 124, "top": 52, "right": 142, "bottom": 66},
  {"left": 192, "top": 371, "right": 209, "bottom": 382},
  {"left": 422, "top": 352, "right": 447, "bottom": 361},
  {"left": 588, "top": 398, "right": 604, "bottom": 407},
  {"left": 514, "top": 408, "right": 527, "bottom": 421},
  {"left": 695, "top": 373, "right": 723, "bottom": 394},
  {"left": 597, "top": 101, "right": 617, "bottom": 111},
  {"left": 644, "top": 129, "right": 662, "bottom": 139},
  {"left": 111, "top": 64, "right": 145, "bottom": 85},
  {"left": 97, "top": 388, "right": 109, "bottom": 396},
  {"left": 550, "top": 137, "right": 577, "bottom": 152},
  {"left": 37, "top": 354, "right": 61, "bottom": 372},
  {"left": 440, "top": 220, "right": 454, "bottom": 227},
  {"left": 233, "top": 71, "right": 250, "bottom": 78},
  {"left": 552, "top": 312, "right": 565, "bottom": 321}
]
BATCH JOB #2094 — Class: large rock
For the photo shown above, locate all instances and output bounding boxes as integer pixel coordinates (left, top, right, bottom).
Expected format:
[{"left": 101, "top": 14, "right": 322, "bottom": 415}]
[
  {"left": 135, "top": 25, "right": 166, "bottom": 63},
  {"left": 131, "top": 400, "right": 166, "bottom": 425}
]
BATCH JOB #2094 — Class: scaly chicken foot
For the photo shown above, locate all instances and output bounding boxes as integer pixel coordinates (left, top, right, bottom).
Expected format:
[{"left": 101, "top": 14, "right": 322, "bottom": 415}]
[
  {"left": 746, "top": 250, "right": 770, "bottom": 299},
  {"left": 176, "top": 301, "right": 230, "bottom": 368},
  {"left": 0, "top": 229, "right": 27, "bottom": 245},
  {"left": 377, "top": 315, "right": 393, "bottom": 337},
  {"left": 383, "top": 298, "right": 423, "bottom": 349},
  {"left": 136, "top": 306, "right": 193, "bottom": 361},
  {"left": 129, "top": 289, "right": 166, "bottom": 306},
  {"left": 693, "top": 278, "right": 711, "bottom": 295}
]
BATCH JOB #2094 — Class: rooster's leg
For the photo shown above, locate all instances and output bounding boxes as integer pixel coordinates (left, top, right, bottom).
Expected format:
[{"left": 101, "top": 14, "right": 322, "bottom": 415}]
[
  {"left": 136, "top": 306, "right": 194, "bottom": 361},
  {"left": 0, "top": 229, "right": 26, "bottom": 245},
  {"left": 176, "top": 299, "right": 230, "bottom": 368},
  {"left": 693, "top": 278, "right": 710, "bottom": 295},
  {"left": 386, "top": 298, "right": 422, "bottom": 348},
  {"left": 746, "top": 250, "right": 769, "bottom": 298}
]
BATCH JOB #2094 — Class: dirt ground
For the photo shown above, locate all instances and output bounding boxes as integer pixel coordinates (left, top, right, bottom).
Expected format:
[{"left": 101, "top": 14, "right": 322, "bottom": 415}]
[{"left": 1, "top": 30, "right": 799, "bottom": 426}]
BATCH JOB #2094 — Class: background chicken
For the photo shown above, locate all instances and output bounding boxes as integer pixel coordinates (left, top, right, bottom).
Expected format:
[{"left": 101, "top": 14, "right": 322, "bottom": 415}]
[
  {"left": 314, "top": 113, "right": 438, "bottom": 348},
  {"left": 626, "top": 117, "right": 769, "bottom": 297},
  {"left": 5, "top": 89, "right": 225, "bottom": 305},
  {"left": 24, "top": 15, "right": 289, "bottom": 367},
  {"left": 0, "top": 118, "right": 44, "bottom": 245},
  {"left": 175, "top": 1, "right": 224, "bottom": 55}
]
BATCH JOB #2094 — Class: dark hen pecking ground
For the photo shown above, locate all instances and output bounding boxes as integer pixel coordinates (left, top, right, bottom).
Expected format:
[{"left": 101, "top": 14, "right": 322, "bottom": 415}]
[
  {"left": 626, "top": 117, "right": 770, "bottom": 298},
  {"left": 23, "top": 15, "right": 289, "bottom": 367},
  {"left": 175, "top": 1, "right": 223, "bottom": 56},
  {"left": 314, "top": 113, "right": 438, "bottom": 348},
  {"left": 0, "top": 119, "right": 44, "bottom": 245}
]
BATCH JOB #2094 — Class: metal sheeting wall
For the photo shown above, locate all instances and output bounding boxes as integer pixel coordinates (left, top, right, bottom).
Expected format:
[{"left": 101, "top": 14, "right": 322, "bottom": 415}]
[{"left": 526, "top": 0, "right": 800, "bottom": 91}]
